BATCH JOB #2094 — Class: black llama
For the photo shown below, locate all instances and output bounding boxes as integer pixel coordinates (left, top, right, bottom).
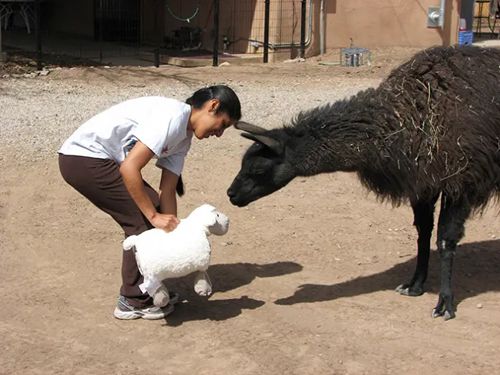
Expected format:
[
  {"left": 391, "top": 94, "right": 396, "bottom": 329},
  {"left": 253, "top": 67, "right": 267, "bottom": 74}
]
[{"left": 227, "top": 46, "right": 500, "bottom": 320}]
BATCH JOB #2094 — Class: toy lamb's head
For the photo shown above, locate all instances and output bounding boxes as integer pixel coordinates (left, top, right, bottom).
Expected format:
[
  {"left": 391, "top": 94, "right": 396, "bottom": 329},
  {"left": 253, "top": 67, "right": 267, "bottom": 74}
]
[{"left": 187, "top": 204, "right": 229, "bottom": 236}]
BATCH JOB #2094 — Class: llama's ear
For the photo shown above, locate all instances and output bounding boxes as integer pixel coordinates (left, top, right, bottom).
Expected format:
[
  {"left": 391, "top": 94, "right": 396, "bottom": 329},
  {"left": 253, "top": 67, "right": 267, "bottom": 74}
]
[
  {"left": 235, "top": 121, "right": 267, "bottom": 134},
  {"left": 241, "top": 132, "right": 283, "bottom": 154}
]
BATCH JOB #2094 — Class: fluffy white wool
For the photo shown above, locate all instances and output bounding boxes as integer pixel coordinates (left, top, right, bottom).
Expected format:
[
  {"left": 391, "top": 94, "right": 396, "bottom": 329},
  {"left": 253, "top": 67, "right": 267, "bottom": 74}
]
[{"left": 123, "top": 204, "right": 229, "bottom": 298}]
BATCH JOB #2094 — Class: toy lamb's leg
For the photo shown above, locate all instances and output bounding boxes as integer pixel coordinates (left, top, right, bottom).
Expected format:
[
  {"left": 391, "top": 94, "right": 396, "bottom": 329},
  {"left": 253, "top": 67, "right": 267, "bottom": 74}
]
[
  {"left": 194, "top": 271, "right": 212, "bottom": 296},
  {"left": 153, "top": 284, "right": 170, "bottom": 307}
]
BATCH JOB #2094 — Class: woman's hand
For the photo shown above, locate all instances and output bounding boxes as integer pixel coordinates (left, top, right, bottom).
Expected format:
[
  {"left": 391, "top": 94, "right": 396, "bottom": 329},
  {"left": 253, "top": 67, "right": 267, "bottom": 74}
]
[{"left": 150, "top": 212, "right": 180, "bottom": 232}]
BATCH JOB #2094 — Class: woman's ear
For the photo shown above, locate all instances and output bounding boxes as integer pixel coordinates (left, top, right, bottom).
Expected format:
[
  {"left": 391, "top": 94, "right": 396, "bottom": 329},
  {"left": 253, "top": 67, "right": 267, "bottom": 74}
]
[{"left": 208, "top": 98, "right": 220, "bottom": 113}]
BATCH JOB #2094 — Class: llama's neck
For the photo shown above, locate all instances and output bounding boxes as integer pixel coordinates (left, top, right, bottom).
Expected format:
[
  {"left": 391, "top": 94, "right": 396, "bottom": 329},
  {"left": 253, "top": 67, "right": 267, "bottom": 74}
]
[{"left": 289, "top": 92, "right": 383, "bottom": 176}]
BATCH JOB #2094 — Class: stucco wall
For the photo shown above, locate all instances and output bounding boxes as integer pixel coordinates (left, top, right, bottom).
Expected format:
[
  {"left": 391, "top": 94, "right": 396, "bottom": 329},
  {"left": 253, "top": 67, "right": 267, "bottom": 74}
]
[
  {"left": 318, "top": 0, "right": 460, "bottom": 51},
  {"left": 40, "top": 0, "right": 462, "bottom": 56}
]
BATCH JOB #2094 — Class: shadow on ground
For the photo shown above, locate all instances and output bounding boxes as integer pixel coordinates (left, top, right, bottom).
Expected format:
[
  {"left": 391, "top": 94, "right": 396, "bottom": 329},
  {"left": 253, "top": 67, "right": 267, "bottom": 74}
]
[
  {"left": 164, "top": 261, "right": 302, "bottom": 326},
  {"left": 274, "top": 239, "right": 500, "bottom": 309}
]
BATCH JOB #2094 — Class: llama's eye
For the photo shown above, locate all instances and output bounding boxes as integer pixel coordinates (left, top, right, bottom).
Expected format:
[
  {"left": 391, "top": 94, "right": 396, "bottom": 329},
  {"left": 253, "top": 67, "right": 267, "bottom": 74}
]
[{"left": 251, "top": 166, "right": 268, "bottom": 175}]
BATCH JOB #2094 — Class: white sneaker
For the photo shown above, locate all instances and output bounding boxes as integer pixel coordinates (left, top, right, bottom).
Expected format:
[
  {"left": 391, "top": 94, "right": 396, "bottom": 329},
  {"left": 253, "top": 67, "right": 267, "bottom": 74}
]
[{"left": 113, "top": 295, "right": 176, "bottom": 320}]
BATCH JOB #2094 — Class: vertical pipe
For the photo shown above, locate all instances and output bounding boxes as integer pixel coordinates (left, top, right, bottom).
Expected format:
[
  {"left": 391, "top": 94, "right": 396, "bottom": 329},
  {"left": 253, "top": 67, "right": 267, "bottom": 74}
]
[
  {"left": 212, "top": 0, "right": 219, "bottom": 67},
  {"left": 439, "top": 0, "right": 446, "bottom": 28},
  {"left": 320, "top": 0, "right": 325, "bottom": 55},
  {"left": 0, "top": 12, "right": 4, "bottom": 61},
  {"left": 263, "top": 0, "right": 270, "bottom": 63},
  {"left": 300, "top": 0, "right": 306, "bottom": 58},
  {"left": 154, "top": 48, "right": 160, "bottom": 67},
  {"left": 99, "top": 0, "right": 104, "bottom": 62},
  {"left": 35, "top": 0, "right": 42, "bottom": 70}
]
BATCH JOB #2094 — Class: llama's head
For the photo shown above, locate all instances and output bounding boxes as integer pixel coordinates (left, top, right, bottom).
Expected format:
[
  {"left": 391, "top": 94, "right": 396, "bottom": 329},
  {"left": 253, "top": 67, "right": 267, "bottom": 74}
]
[
  {"left": 188, "top": 204, "right": 229, "bottom": 235},
  {"left": 227, "top": 122, "right": 296, "bottom": 207}
]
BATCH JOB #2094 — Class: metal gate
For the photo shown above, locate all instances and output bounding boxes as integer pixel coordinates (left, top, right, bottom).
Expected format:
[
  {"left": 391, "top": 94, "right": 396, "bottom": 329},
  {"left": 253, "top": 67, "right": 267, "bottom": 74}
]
[
  {"left": 94, "top": 0, "right": 140, "bottom": 43},
  {"left": 224, "top": 0, "right": 311, "bottom": 55}
]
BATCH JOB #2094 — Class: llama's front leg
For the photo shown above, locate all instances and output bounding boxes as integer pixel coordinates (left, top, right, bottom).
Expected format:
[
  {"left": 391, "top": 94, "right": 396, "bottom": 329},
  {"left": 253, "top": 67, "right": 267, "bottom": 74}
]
[
  {"left": 396, "top": 197, "right": 437, "bottom": 296},
  {"left": 432, "top": 196, "right": 471, "bottom": 320},
  {"left": 194, "top": 271, "right": 212, "bottom": 296}
]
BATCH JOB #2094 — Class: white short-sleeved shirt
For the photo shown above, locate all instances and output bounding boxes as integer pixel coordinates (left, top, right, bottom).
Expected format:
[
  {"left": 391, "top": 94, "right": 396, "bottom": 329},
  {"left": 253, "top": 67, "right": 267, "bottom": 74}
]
[{"left": 58, "top": 97, "right": 193, "bottom": 176}]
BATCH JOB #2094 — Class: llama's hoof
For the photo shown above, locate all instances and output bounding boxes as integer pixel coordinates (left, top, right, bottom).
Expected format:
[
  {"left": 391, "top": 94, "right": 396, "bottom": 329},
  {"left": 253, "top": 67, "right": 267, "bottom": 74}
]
[
  {"left": 431, "top": 294, "right": 456, "bottom": 320},
  {"left": 395, "top": 283, "right": 424, "bottom": 297},
  {"left": 431, "top": 308, "right": 455, "bottom": 320}
]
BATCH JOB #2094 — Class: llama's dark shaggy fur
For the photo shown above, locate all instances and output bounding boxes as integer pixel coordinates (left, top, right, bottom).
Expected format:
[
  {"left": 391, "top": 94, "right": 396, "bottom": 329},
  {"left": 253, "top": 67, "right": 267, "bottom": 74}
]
[{"left": 228, "top": 46, "right": 500, "bottom": 320}]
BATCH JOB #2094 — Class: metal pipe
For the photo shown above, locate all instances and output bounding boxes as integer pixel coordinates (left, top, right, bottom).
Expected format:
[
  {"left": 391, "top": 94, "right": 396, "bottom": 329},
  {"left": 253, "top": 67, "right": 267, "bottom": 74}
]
[
  {"left": 263, "top": 0, "right": 270, "bottom": 63},
  {"left": 319, "top": 0, "right": 325, "bottom": 55},
  {"left": 300, "top": 0, "right": 306, "bottom": 58},
  {"left": 439, "top": 0, "right": 446, "bottom": 28},
  {"left": 154, "top": 48, "right": 160, "bottom": 67},
  {"left": 212, "top": 0, "right": 219, "bottom": 67},
  {"left": 0, "top": 12, "right": 3, "bottom": 61},
  {"left": 35, "top": 0, "right": 42, "bottom": 70}
]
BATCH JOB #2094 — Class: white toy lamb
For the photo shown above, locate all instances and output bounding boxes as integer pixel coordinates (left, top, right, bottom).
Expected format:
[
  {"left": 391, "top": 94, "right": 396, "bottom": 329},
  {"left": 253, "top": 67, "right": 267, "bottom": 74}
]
[{"left": 122, "top": 204, "right": 229, "bottom": 307}]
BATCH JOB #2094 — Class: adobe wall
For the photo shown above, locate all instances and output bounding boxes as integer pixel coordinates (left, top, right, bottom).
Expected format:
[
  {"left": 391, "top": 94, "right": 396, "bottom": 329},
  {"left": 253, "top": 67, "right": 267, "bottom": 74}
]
[{"left": 318, "top": 0, "right": 460, "bottom": 52}]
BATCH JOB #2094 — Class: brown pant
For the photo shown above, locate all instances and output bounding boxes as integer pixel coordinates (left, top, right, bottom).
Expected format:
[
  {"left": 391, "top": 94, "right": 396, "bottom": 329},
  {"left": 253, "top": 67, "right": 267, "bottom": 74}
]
[{"left": 59, "top": 154, "right": 158, "bottom": 308}]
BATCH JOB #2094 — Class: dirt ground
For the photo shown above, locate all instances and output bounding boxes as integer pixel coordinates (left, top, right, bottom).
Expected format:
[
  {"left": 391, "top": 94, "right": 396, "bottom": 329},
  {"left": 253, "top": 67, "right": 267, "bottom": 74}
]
[{"left": 1, "top": 47, "right": 499, "bottom": 375}]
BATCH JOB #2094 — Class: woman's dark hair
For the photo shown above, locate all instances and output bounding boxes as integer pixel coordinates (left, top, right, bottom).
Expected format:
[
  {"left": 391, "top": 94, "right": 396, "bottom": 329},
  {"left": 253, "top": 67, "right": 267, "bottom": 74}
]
[{"left": 186, "top": 85, "right": 241, "bottom": 121}]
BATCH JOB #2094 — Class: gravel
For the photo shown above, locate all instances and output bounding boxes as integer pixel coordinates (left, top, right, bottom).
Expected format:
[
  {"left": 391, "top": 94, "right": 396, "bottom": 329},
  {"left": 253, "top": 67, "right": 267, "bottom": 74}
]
[{"left": 0, "top": 62, "right": 386, "bottom": 165}]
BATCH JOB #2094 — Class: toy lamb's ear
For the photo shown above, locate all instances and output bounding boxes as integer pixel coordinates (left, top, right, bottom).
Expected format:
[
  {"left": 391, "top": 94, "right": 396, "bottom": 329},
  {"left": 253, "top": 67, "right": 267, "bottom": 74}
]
[
  {"left": 207, "top": 214, "right": 217, "bottom": 227},
  {"left": 197, "top": 204, "right": 217, "bottom": 226}
]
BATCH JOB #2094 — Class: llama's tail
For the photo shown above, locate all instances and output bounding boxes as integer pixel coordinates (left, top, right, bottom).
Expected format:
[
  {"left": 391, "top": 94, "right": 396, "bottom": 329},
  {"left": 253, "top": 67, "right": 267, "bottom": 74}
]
[{"left": 123, "top": 235, "right": 137, "bottom": 251}]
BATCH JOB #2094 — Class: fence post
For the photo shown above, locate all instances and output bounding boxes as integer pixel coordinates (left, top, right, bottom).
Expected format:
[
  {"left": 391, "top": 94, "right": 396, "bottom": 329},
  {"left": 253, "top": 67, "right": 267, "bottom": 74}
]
[
  {"left": 154, "top": 48, "right": 160, "bottom": 67},
  {"left": 0, "top": 12, "right": 5, "bottom": 62},
  {"left": 212, "top": 0, "right": 219, "bottom": 67},
  {"left": 300, "top": 0, "right": 306, "bottom": 59},
  {"left": 263, "top": 0, "right": 270, "bottom": 63},
  {"left": 35, "top": 0, "right": 42, "bottom": 70}
]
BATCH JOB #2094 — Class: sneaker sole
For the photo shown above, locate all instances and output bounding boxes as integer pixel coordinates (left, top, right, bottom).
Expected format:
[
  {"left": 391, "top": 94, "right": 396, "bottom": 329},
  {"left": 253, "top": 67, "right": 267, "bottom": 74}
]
[{"left": 113, "top": 303, "right": 174, "bottom": 320}]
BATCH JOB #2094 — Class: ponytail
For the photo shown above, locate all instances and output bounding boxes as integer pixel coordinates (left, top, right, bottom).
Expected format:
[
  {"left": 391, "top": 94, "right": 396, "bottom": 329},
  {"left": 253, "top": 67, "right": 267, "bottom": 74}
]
[{"left": 186, "top": 85, "right": 241, "bottom": 121}]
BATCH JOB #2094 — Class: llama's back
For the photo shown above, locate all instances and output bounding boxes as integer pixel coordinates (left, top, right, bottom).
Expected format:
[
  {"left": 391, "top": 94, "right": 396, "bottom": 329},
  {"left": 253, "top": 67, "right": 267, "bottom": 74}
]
[{"left": 368, "top": 46, "right": 500, "bottom": 207}]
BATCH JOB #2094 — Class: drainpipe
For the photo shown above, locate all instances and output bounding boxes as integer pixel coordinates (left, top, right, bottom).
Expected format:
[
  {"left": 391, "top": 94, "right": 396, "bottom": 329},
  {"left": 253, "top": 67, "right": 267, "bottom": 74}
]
[
  {"left": 263, "top": 0, "right": 270, "bottom": 63},
  {"left": 0, "top": 8, "right": 5, "bottom": 62},
  {"left": 320, "top": 0, "right": 325, "bottom": 55},
  {"left": 439, "top": 0, "right": 446, "bottom": 28},
  {"left": 0, "top": 16, "right": 3, "bottom": 62},
  {"left": 212, "top": 0, "right": 219, "bottom": 66},
  {"left": 300, "top": 0, "right": 306, "bottom": 58},
  {"left": 35, "top": 0, "right": 42, "bottom": 70}
]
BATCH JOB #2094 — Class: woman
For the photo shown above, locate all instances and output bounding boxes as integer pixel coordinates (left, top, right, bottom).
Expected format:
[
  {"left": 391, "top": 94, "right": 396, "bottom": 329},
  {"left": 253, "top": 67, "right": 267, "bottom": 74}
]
[{"left": 58, "top": 85, "right": 242, "bottom": 320}]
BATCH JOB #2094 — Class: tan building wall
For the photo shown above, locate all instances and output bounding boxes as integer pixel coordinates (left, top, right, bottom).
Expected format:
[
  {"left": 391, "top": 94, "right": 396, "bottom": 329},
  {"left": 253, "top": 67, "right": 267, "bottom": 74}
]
[
  {"left": 41, "top": 0, "right": 462, "bottom": 56},
  {"left": 319, "top": 0, "right": 460, "bottom": 52},
  {"left": 162, "top": 0, "right": 461, "bottom": 58}
]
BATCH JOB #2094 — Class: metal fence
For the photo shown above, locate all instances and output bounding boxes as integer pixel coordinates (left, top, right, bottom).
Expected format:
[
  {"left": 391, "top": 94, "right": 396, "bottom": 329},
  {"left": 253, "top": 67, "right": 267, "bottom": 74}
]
[
  {"left": 1, "top": 0, "right": 311, "bottom": 69},
  {"left": 222, "top": 0, "right": 310, "bottom": 55},
  {"left": 94, "top": 0, "right": 141, "bottom": 43}
]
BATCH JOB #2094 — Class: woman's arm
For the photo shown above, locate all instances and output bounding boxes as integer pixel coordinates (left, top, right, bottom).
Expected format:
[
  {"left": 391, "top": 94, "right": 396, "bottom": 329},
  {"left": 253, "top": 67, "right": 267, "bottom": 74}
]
[
  {"left": 119, "top": 141, "right": 179, "bottom": 231},
  {"left": 159, "top": 168, "right": 178, "bottom": 216}
]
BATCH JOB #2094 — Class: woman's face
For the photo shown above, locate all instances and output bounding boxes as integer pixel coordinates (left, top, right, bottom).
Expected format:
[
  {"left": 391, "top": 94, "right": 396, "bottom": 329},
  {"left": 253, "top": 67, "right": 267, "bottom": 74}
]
[{"left": 191, "top": 99, "right": 234, "bottom": 139}]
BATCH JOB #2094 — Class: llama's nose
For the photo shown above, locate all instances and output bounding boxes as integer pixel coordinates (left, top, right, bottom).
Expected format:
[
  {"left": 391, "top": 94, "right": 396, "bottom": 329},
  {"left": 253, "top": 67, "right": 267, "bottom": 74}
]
[{"left": 227, "top": 187, "right": 235, "bottom": 198}]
